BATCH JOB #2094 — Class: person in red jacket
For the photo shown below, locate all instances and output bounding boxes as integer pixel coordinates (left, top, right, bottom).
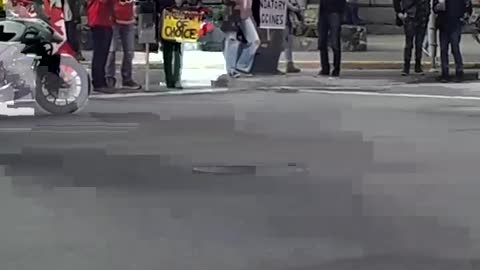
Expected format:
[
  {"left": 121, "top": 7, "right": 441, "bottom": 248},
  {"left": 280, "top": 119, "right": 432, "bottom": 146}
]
[
  {"left": 87, "top": 0, "right": 115, "bottom": 93},
  {"left": 105, "top": 0, "right": 141, "bottom": 90}
]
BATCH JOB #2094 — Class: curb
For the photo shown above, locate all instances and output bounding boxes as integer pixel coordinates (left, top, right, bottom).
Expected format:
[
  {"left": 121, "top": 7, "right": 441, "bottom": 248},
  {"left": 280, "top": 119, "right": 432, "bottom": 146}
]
[
  {"left": 290, "top": 61, "right": 480, "bottom": 70},
  {"left": 89, "top": 87, "right": 246, "bottom": 99},
  {"left": 81, "top": 61, "right": 480, "bottom": 71}
]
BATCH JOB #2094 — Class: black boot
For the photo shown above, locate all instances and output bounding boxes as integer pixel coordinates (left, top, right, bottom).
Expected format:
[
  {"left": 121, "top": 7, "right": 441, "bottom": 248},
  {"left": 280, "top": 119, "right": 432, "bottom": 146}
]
[
  {"left": 454, "top": 71, "right": 464, "bottom": 83},
  {"left": 414, "top": 60, "right": 424, "bottom": 75},
  {"left": 402, "top": 62, "right": 410, "bottom": 76}
]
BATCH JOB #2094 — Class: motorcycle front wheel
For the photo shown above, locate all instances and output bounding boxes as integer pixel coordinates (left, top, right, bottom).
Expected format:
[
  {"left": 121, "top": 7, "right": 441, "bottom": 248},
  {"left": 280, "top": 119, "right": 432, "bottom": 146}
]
[{"left": 35, "top": 55, "right": 90, "bottom": 115}]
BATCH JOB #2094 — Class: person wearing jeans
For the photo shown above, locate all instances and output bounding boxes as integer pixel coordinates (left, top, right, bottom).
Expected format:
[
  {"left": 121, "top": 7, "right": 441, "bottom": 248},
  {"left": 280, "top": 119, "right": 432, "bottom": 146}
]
[
  {"left": 105, "top": 0, "right": 141, "bottom": 90},
  {"left": 317, "top": 0, "right": 346, "bottom": 77},
  {"left": 284, "top": 0, "right": 304, "bottom": 73},
  {"left": 87, "top": 0, "right": 114, "bottom": 93},
  {"left": 66, "top": 0, "right": 84, "bottom": 60},
  {"left": 221, "top": 0, "right": 241, "bottom": 77},
  {"left": 345, "top": 0, "right": 362, "bottom": 25},
  {"left": 434, "top": 0, "right": 472, "bottom": 83},
  {"left": 394, "top": 0, "right": 430, "bottom": 76},
  {"left": 223, "top": 31, "right": 240, "bottom": 77},
  {"left": 222, "top": 0, "right": 259, "bottom": 77},
  {"left": 235, "top": 16, "right": 260, "bottom": 75}
]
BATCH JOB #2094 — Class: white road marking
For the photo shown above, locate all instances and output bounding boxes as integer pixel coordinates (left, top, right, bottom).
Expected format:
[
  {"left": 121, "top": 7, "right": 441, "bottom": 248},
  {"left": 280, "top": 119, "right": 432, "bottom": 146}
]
[
  {"left": 91, "top": 88, "right": 230, "bottom": 99},
  {"left": 0, "top": 102, "right": 35, "bottom": 116},
  {"left": 0, "top": 128, "right": 32, "bottom": 132},
  {"left": 298, "top": 89, "right": 480, "bottom": 101}
]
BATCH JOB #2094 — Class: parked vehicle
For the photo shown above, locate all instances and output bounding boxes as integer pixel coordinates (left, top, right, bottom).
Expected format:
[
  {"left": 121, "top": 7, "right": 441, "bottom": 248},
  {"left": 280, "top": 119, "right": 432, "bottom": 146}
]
[{"left": 0, "top": 1, "right": 90, "bottom": 115}]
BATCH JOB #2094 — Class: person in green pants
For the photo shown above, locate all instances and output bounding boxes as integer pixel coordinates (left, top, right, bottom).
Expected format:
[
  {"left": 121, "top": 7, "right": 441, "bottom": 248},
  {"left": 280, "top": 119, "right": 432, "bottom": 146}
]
[
  {"left": 161, "top": 40, "right": 183, "bottom": 89},
  {"left": 157, "top": 0, "right": 182, "bottom": 89}
]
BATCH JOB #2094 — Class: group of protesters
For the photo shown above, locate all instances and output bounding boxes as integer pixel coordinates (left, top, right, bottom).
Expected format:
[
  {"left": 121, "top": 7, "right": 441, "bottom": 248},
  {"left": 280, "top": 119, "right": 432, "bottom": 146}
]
[
  {"left": 10, "top": 0, "right": 477, "bottom": 92},
  {"left": 222, "top": 0, "right": 367, "bottom": 78},
  {"left": 85, "top": 0, "right": 142, "bottom": 93},
  {"left": 86, "top": 0, "right": 210, "bottom": 93},
  {"left": 394, "top": 0, "right": 473, "bottom": 83},
  {"left": 224, "top": 0, "right": 475, "bottom": 83}
]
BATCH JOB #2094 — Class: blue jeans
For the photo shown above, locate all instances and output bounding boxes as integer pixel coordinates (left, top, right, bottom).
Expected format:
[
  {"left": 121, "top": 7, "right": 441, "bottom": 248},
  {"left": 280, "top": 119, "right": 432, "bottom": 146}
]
[
  {"left": 223, "top": 31, "right": 240, "bottom": 75},
  {"left": 283, "top": 24, "right": 294, "bottom": 63},
  {"left": 236, "top": 17, "right": 260, "bottom": 73},
  {"left": 439, "top": 23, "right": 463, "bottom": 76},
  {"left": 318, "top": 12, "right": 342, "bottom": 75},
  {"left": 106, "top": 24, "right": 135, "bottom": 83},
  {"left": 345, "top": 3, "right": 360, "bottom": 25}
]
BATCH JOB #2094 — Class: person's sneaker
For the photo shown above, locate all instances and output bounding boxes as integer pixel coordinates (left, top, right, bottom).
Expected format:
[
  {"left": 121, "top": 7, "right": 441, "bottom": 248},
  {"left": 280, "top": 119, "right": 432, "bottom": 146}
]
[
  {"left": 122, "top": 80, "right": 142, "bottom": 90},
  {"left": 437, "top": 75, "right": 450, "bottom": 83},
  {"left": 414, "top": 65, "right": 424, "bottom": 75},
  {"left": 236, "top": 70, "right": 254, "bottom": 77},
  {"left": 94, "top": 87, "right": 116, "bottom": 94},
  {"left": 286, "top": 62, "right": 301, "bottom": 73},
  {"left": 454, "top": 72, "right": 464, "bottom": 83},
  {"left": 318, "top": 70, "right": 330, "bottom": 76},
  {"left": 401, "top": 70, "right": 409, "bottom": 76},
  {"left": 174, "top": 81, "right": 183, "bottom": 89},
  {"left": 229, "top": 71, "right": 241, "bottom": 78},
  {"left": 106, "top": 77, "right": 117, "bottom": 88},
  {"left": 331, "top": 71, "right": 340, "bottom": 77}
]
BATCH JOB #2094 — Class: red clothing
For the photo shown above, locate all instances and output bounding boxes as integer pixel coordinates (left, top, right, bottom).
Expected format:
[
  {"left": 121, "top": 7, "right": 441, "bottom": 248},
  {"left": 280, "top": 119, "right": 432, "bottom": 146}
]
[
  {"left": 113, "top": 0, "right": 136, "bottom": 24},
  {"left": 87, "top": 0, "right": 114, "bottom": 27}
]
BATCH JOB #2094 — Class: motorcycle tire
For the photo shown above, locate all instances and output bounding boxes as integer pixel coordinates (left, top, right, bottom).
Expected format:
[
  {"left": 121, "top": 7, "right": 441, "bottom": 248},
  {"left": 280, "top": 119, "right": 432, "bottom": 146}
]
[{"left": 35, "top": 55, "right": 90, "bottom": 115}]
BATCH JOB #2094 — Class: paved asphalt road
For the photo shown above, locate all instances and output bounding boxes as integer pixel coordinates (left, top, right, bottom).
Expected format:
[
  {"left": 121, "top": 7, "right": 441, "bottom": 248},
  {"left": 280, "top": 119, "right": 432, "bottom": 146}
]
[{"left": 2, "top": 90, "right": 480, "bottom": 269}]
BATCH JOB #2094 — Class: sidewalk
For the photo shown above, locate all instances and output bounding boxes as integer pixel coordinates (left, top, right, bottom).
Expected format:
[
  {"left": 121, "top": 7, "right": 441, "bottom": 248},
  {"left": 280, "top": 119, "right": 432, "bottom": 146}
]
[
  {"left": 80, "top": 34, "right": 480, "bottom": 71},
  {"left": 86, "top": 69, "right": 480, "bottom": 101}
]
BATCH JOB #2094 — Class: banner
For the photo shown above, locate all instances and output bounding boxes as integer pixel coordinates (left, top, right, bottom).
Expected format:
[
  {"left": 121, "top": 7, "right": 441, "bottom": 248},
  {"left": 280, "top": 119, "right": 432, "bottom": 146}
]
[
  {"left": 259, "top": 0, "right": 287, "bottom": 29},
  {"left": 161, "top": 9, "right": 203, "bottom": 43}
]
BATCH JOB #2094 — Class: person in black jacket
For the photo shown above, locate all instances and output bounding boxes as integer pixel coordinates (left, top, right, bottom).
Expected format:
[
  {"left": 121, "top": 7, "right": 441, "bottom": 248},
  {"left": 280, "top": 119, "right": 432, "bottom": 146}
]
[
  {"left": 434, "top": 0, "right": 472, "bottom": 82},
  {"left": 394, "top": 0, "right": 430, "bottom": 75},
  {"left": 317, "top": 0, "right": 346, "bottom": 77}
]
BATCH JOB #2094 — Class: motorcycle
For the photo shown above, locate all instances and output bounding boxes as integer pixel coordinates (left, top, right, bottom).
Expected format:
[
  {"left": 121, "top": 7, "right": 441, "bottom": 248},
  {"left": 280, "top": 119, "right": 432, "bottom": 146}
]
[{"left": 0, "top": 0, "right": 90, "bottom": 115}]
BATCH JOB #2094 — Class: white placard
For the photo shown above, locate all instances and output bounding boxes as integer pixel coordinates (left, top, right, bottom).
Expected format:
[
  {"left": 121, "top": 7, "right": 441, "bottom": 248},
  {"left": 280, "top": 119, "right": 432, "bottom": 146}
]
[{"left": 259, "top": 0, "right": 287, "bottom": 29}]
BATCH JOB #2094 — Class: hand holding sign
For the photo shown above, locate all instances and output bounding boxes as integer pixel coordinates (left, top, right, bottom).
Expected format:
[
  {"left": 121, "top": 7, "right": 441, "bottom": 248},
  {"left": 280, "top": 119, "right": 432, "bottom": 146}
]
[
  {"left": 161, "top": 8, "right": 203, "bottom": 43},
  {"left": 259, "top": 0, "right": 287, "bottom": 29}
]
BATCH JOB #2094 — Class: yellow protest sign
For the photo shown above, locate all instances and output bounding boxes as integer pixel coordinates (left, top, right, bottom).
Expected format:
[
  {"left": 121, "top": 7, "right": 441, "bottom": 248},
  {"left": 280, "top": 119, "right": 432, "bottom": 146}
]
[
  {"left": 161, "top": 8, "right": 203, "bottom": 43},
  {"left": 0, "top": 0, "right": 5, "bottom": 17}
]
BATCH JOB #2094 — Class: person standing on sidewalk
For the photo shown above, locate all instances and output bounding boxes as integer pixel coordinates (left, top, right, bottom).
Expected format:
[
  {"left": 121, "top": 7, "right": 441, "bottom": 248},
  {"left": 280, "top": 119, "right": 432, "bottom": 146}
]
[
  {"left": 434, "top": 0, "right": 472, "bottom": 83},
  {"left": 221, "top": 0, "right": 259, "bottom": 77},
  {"left": 345, "top": 0, "right": 362, "bottom": 25},
  {"left": 234, "top": 0, "right": 260, "bottom": 76},
  {"left": 284, "top": 0, "right": 304, "bottom": 73},
  {"left": 221, "top": 0, "right": 242, "bottom": 78},
  {"left": 157, "top": 0, "right": 183, "bottom": 89},
  {"left": 65, "top": 0, "right": 85, "bottom": 61},
  {"left": 87, "top": 0, "right": 115, "bottom": 93},
  {"left": 317, "top": 0, "right": 346, "bottom": 77},
  {"left": 394, "top": 0, "right": 430, "bottom": 76},
  {"left": 105, "top": 0, "right": 142, "bottom": 90}
]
